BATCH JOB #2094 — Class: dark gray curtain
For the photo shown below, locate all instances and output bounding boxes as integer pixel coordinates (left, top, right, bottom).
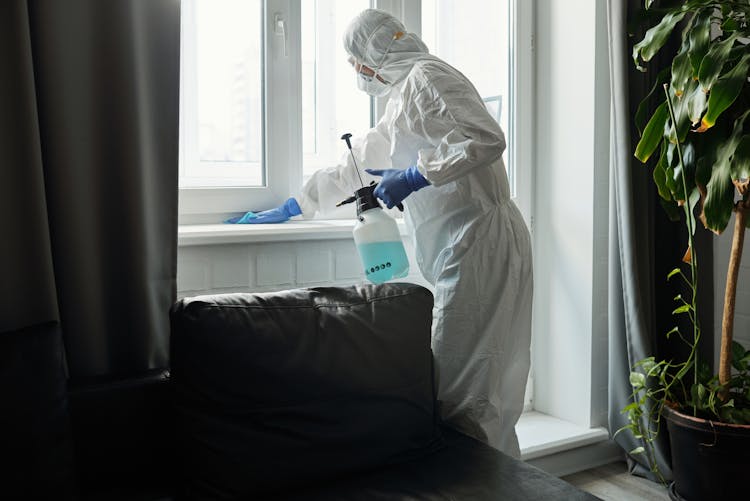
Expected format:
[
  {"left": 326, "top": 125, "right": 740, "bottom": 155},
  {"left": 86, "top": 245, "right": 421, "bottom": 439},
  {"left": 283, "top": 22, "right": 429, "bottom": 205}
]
[
  {"left": 0, "top": 0, "right": 180, "bottom": 380},
  {"left": 607, "top": 0, "right": 714, "bottom": 481},
  {"left": 606, "top": 0, "right": 673, "bottom": 480}
]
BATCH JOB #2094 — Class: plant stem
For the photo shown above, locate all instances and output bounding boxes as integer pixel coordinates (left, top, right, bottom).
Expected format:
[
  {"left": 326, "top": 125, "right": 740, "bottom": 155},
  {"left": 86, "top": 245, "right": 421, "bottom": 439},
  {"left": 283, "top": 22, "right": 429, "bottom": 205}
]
[
  {"left": 662, "top": 84, "right": 701, "bottom": 415},
  {"left": 719, "top": 203, "right": 747, "bottom": 389}
]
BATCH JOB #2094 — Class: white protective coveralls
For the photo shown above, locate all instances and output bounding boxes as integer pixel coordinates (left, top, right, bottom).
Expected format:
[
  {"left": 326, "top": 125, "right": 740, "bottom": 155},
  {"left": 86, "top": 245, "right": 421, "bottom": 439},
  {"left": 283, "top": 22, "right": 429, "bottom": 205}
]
[{"left": 298, "top": 9, "right": 533, "bottom": 457}]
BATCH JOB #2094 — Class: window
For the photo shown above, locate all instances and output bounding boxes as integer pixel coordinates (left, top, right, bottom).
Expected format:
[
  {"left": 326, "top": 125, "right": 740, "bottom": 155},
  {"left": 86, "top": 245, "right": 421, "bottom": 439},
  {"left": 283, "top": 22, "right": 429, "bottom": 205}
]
[
  {"left": 180, "top": 0, "right": 263, "bottom": 188},
  {"left": 421, "top": 0, "right": 511, "bottom": 193},
  {"left": 301, "top": 0, "right": 372, "bottom": 181},
  {"left": 179, "top": 0, "right": 532, "bottom": 226}
]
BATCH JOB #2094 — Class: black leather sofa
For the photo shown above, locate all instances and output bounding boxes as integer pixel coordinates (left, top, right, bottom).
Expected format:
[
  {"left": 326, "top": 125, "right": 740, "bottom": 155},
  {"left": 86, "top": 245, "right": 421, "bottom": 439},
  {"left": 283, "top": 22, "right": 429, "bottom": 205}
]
[
  {"left": 3, "top": 283, "right": 597, "bottom": 500},
  {"left": 168, "top": 283, "right": 596, "bottom": 500}
]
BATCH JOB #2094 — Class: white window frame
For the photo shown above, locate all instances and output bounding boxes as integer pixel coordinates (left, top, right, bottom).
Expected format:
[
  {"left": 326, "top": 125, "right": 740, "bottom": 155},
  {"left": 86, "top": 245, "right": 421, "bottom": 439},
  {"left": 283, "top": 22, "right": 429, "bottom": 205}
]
[
  {"left": 301, "top": 0, "right": 376, "bottom": 183},
  {"left": 301, "top": 1, "right": 340, "bottom": 177},
  {"left": 179, "top": 0, "right": 535, "bottom": 232},
  {"left": 508, "top": 0, "right": 535, "bottom": 227},
  {"left": 179, "top": 0, "right": 302, "bottom": 224}
]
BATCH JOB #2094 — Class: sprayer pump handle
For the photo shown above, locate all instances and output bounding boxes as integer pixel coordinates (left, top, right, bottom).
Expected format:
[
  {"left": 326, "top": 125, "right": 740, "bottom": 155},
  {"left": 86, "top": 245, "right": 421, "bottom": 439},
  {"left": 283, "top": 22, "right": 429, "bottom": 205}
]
[{"left": 340, "top": 133, "right": 353, "bottom": 150}]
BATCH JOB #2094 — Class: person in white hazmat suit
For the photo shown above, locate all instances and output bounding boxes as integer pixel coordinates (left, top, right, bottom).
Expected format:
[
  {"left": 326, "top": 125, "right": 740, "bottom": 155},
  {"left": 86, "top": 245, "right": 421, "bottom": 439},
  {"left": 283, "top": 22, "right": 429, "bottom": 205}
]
[{"left": 245, "top": 8, "right": 533, "bottom": 457}]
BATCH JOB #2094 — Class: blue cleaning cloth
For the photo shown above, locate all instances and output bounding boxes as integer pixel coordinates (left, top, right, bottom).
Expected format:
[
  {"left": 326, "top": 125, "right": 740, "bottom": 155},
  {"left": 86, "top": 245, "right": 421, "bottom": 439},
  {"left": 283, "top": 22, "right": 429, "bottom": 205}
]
[{"left": 224, "top": 197, "right": 302, "bottom": 224}]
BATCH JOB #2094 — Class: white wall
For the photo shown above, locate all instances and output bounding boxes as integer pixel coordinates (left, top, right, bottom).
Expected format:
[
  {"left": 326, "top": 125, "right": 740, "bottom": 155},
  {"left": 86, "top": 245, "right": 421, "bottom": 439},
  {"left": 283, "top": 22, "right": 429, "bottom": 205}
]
[{"left": 532, "top": 0, "right": 610, "bottom": 428}]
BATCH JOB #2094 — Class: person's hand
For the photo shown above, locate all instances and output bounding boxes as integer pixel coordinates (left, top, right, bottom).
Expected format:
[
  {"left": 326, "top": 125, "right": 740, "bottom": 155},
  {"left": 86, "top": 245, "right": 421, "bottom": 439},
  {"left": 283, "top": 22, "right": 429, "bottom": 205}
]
[
  {"left": 224, "top": 197, "right": 302, "bottom": 224},
  {"left": 365, "top": 166, "right": 430, "bottom": 209}
]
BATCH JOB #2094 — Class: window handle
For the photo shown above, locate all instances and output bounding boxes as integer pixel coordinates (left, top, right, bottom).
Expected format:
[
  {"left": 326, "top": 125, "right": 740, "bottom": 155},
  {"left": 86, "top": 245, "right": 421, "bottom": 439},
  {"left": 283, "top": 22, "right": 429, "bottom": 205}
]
[{"left": 274, "top": 13, "right": 288, "bottom": 57}]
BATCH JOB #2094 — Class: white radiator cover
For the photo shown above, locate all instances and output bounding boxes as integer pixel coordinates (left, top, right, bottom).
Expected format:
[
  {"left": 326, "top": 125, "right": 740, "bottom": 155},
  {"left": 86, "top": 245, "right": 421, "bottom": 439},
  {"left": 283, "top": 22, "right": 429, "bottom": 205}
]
[{"left": 177, "top": 229, "right": 429, "bottom": 298}]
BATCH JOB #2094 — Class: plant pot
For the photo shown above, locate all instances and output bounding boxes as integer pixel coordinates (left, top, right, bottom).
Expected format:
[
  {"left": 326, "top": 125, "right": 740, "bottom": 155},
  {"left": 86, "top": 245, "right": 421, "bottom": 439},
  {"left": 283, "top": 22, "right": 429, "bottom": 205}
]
[{"left": 663, "top": 405, "right": 750, "bottom": 500}]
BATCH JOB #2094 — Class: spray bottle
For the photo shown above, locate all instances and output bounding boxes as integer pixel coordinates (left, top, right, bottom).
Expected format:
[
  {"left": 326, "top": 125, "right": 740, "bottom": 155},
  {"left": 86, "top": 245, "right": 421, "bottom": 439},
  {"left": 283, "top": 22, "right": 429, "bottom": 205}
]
[{"left": 337, "top": 133, "right": 409, "bottom": 284}]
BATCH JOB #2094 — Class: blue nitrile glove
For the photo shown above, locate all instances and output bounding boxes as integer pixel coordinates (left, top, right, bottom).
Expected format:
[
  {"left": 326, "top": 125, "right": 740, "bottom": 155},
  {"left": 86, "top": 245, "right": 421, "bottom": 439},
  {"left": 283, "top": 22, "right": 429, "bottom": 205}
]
[
  {"left": 365, "top": 166, "right": 430, "bottom": 209},
  {"left": 224, "top": 197, "right": 302, "bottom": 224}
]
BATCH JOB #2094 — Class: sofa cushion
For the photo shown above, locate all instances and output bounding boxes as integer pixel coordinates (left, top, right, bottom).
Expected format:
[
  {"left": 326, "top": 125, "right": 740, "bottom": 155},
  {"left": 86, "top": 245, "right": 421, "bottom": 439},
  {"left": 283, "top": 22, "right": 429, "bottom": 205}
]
[
  {"left": 277, "top": 426, "right": 598, "bottom": 501},
  {"left": 170, "top": 283, "right": 443, "bottom": 499}
]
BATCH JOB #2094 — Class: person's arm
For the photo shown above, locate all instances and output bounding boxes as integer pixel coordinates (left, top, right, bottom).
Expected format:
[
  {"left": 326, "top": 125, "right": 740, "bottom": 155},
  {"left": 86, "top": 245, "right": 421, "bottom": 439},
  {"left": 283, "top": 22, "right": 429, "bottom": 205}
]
[
  {"left": 228, "top": 113, "right": 393, "bottom": 223},
  {"left": 297, "top": 106, "right": 394, "bottom": 218},
  {"left": 403, "top": 71, "right": 506, "bottom": 187}
]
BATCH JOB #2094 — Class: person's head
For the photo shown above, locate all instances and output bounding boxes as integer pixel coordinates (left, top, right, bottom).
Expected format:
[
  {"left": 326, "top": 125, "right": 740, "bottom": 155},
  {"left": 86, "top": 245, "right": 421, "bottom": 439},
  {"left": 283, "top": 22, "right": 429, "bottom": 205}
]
[{"left": 343, "top": 9, "right": 429, "bottom": 97}]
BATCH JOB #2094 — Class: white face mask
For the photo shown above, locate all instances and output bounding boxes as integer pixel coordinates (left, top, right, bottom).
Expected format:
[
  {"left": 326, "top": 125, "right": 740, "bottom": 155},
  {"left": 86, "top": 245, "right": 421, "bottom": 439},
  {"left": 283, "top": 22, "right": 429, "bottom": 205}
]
[
  {"left": 356, "top": 71, "right": 391, "bottom": 97},
  {"left": 353, "top": 31, "right": 400, "bottom": 97}
]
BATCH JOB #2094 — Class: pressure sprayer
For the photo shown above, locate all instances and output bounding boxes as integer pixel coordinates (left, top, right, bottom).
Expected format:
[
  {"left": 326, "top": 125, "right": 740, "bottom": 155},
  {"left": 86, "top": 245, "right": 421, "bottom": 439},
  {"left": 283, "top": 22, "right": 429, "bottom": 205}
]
[{"left": 337, "top": 133, "right": 409, "bottom": 284}]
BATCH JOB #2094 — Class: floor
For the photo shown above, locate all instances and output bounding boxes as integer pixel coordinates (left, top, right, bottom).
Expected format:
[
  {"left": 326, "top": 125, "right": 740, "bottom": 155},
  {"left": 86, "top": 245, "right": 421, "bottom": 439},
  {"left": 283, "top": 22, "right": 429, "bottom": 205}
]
[{"left": 562, "top": 461, "right": 670, "bottom": 501}]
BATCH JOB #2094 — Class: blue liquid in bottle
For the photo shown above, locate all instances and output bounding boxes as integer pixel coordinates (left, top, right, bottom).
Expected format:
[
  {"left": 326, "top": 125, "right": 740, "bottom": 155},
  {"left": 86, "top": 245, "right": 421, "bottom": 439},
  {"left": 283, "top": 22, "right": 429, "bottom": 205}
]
[{"left": 357, "top": 241, "right": 410, "bottom": 284}]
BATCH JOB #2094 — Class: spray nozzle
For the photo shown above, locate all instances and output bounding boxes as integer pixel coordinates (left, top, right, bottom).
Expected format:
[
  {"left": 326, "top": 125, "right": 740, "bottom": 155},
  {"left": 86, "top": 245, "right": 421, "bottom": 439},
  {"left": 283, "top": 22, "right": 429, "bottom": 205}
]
[
  {"left": 341, "top": 132, "right": 353, "bottom": 150},
  {"left": 338, "top": 133, "right": 403, "bottom": 212},
  {"left": 341, "top": 133, "right": 365, "bottom": 188},
  {"left": 337, "top": 181, "right": 403, "bottom": 213},
  {"left": 336, "top": 183, "right": 381, "bottom": 216},
  {"left": 336, "top": 195, "right": 356, "bottom": 207}
]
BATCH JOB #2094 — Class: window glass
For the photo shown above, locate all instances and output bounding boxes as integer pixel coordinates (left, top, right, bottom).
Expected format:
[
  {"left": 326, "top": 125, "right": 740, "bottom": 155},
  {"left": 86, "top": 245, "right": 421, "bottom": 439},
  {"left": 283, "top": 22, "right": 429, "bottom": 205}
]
[
  {"left": 181, "top": 0, "right": 263, "bottom": 187},
  {"left": 421, "top": 0, "right": 512, "bottom": 192},
  {"left": 179, "top": 2, "right": 518, "bottom": 204},
  {"left": 301, "top": 0, "right": 371, "bottom": 181}
]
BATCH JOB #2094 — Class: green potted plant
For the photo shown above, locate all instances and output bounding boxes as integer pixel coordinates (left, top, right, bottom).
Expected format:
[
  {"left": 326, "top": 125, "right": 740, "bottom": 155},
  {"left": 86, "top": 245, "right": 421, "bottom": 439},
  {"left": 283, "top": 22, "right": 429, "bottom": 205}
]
[{"left": 621, "top": 1, "right": 750, "bottom": 499}]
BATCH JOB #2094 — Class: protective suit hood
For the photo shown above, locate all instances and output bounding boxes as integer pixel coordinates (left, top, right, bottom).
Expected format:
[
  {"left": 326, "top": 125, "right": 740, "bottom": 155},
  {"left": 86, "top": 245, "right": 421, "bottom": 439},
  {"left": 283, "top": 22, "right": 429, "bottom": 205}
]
[{"left": 343, "top": 9, "right": 430, "bottom": 85}]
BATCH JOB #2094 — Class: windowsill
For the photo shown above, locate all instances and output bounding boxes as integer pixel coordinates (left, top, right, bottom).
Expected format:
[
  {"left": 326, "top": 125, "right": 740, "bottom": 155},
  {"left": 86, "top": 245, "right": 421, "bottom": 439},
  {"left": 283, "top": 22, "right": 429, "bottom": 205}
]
[
  {"left": 517, "top": 411, "right": 610, "bottom": 461},
  {"left": 178, "top": 219, "right": 410, "bottom": 246}
]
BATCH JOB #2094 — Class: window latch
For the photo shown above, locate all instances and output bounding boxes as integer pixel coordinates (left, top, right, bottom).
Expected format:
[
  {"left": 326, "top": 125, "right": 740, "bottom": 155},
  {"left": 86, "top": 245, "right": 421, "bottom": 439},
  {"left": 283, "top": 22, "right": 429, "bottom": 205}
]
[{"left": 274, "top": 13, "right": 288, "bottom": 57}]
